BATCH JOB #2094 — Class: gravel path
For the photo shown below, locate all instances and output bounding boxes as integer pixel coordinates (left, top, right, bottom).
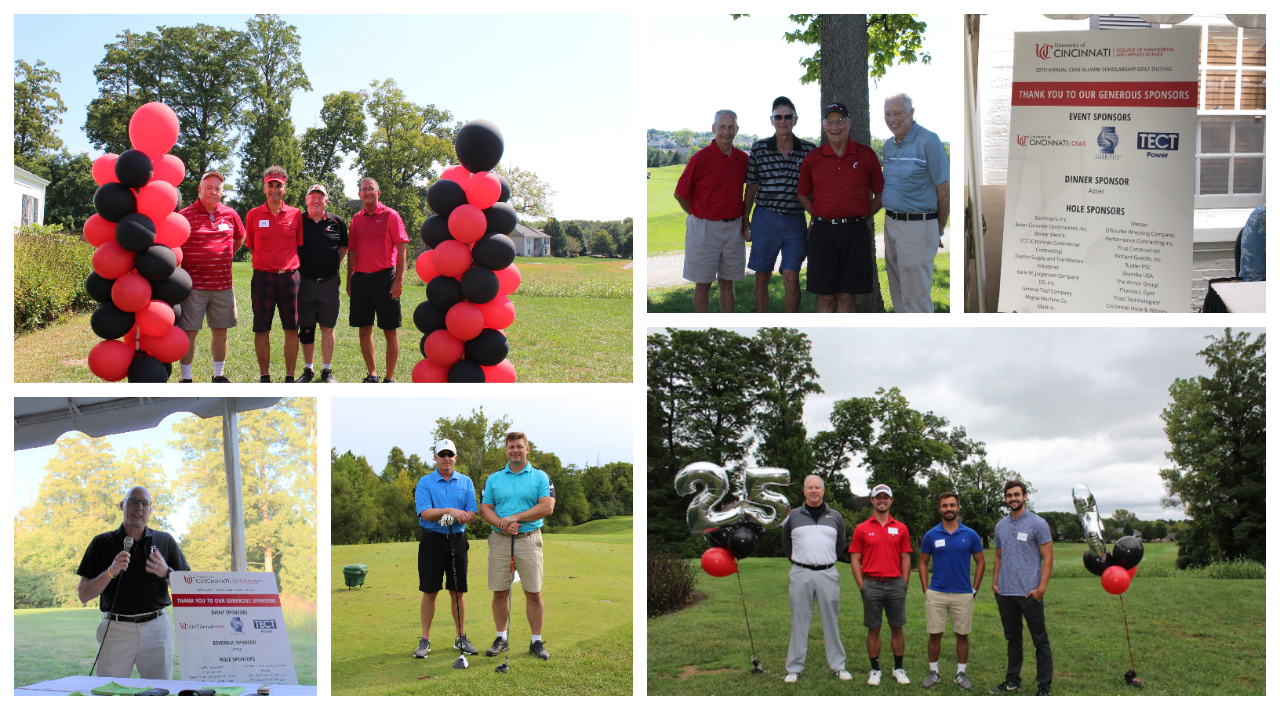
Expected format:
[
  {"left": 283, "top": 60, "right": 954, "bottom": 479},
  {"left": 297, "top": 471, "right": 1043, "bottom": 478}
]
[{"left": 647, "top": 226, "right": 950, "bottom": 290}]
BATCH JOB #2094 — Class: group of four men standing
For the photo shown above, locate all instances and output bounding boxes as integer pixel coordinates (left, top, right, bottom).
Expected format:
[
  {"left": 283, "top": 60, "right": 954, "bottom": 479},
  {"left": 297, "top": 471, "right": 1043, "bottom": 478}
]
[
  {"left": 675, "top": 94, "right": 949, "bottom": 313},
  {"left": 783, "top": 477, "right": 1054, "bottom": 695}
]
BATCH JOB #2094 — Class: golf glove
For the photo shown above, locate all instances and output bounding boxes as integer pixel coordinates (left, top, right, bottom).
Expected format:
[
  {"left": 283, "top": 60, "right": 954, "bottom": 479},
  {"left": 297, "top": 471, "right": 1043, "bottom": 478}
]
[{"left": 441, "top": 514, "right": 455, "bottom": 528}]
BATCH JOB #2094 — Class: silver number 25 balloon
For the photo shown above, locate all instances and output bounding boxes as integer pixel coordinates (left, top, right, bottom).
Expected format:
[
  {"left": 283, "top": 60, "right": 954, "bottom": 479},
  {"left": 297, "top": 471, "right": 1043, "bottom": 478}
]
[
  {"left": 675, "top": 462, "right": 792, "bottom": 532},
  {"left": 1071, "top": 483, "right": 1108, "bottom": 558},
  {"left": 742, "top": 468, "right": 791, "bottom": 528}
]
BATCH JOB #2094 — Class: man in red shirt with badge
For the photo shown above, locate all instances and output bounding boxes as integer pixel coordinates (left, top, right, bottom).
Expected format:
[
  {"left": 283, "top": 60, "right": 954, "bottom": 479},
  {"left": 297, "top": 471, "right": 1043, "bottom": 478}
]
[
  {"left": 797, "top": 102, "right": 885, "bottom": 313},
  {"left": 346, "top": 177, "right": 409, "bottom": 383},
  {"left": 850, "top": 484, "right": 912, "bottom": 687},
  {"left": 176, "top": 170, "right": 245, "bottom": 382},
  {"left": 244, "top": 166, "right": 304, "bottom": 383},
  {"left": 674, "top": 109, "right": 749, "bottom": 313}
]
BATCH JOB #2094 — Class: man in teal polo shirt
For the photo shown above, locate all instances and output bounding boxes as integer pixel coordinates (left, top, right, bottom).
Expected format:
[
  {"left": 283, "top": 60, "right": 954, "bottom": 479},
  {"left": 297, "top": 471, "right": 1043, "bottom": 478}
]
[
  {"left": 413, "top": 438, "right": 478, "bottom": 660},
  {"left": 881, "top": 93, "right": 949, "bottom": 313},
  {"left": 478, "top": 432, "right": 556, "bottom": 661},
  {"left": 917, "top": 491, "right": 985, "bottom": 690}
]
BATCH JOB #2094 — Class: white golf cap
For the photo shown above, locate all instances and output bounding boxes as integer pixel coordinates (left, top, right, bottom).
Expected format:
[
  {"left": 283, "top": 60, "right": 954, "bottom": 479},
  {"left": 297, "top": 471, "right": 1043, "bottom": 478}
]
[
  {"left": 871, "top": 484, "right": 893, "bottom": 498},
  {"left": 434, "top": 438, "right": 457, "bottom": 455}
]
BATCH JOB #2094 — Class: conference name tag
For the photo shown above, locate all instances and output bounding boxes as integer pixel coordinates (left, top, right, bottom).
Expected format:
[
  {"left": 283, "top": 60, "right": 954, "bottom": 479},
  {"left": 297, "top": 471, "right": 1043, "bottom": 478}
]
[
  {"left": 935, "top": 539, "right": 946, "bottom": 548},
  {"left": 1017, "top": 532, "right": 1029, "bottom": 542},
  {"left": 888, "top": 527, "right": 899, "bottom": 536},
  {"left": 259, "top": 219, "right": 271, "bottom": 228}
]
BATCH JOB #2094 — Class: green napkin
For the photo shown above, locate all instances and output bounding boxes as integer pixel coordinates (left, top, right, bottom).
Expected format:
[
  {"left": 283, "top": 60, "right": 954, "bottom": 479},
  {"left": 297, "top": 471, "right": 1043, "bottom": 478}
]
[{"left": 91, "top": 681, "right": 151, "bottom": 695}]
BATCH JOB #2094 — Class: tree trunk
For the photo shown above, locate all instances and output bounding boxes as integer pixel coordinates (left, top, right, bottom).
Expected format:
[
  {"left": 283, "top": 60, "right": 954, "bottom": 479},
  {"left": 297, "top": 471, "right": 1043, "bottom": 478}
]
[{"left": 820, "top": 14, "right": 886, "bottom": 313}]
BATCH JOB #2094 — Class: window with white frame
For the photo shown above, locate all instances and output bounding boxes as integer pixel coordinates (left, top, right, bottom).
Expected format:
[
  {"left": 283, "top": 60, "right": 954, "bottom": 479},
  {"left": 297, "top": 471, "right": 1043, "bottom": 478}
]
[
  {"left": 21, "top": 194, "right": 38, "bottom": 226},
  {"left": 1195, "top": 23, "right": 1265, "bottom": 208}
]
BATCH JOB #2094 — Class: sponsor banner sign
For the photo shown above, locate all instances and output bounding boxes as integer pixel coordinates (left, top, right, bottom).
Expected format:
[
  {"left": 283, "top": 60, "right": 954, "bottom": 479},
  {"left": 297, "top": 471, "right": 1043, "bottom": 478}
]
[
  {"left": 171, "top": 572, "right": 298, "bottom": 685},
  {"left": 999, "top": 29, "right": 1198, "bottom": 312}
]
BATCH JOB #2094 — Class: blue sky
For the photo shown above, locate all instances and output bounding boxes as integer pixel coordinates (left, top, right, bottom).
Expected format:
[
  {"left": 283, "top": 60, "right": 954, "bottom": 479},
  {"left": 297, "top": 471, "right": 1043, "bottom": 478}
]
[{"left": 14, "top": 13, "right": 635, "bottom": 220}]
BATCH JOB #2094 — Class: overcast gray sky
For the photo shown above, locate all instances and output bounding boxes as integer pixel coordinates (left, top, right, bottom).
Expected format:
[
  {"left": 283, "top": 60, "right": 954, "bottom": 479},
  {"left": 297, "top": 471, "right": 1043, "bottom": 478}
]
[{"left": 650, "top": 327, "right": 1261, "bottom": 521}]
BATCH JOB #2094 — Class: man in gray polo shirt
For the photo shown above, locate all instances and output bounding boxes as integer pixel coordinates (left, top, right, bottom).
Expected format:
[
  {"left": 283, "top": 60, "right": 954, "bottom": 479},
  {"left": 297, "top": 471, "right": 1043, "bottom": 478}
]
[
  {"left": 881, "top": 93, "right": 949, "bottom": 313},
  {"left": 781, "top": 475, "right": 850, "bottom": 683},
  {"left": 991, "top": 480, "right": 1054, "bottom": 696}
]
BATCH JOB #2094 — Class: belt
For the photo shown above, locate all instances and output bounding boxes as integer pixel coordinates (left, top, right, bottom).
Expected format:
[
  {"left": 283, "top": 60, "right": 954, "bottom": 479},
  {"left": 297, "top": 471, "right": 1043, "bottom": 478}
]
[
  {"left": 255, "top": 268, "right": 298, "bottom": 275},
  {"left": 886, "top": 210, "right": 939, "bottom": 221},
  {"left": 864, "top": 575, "right": 901, "bottom": 583},
  {"left": 104, "top": 609, "right": 165, "bottom": 623},
  {"left": 813, "top": 216, "right": 868, "bottom": 225},
  {"left": 716, "top": 217, "right": 739, "bottom": 223},
  {"left": 793, "top": 562, "right": 835, "bottom": 571},
  {"left": 498, "top": 529, "right": 539, "bottom": 539},
  {"left": 355, "top": 268, "right": 393, "bottom": 277},
  {"left": 302, "top": 272, "right": 338, "bottom": 283}
]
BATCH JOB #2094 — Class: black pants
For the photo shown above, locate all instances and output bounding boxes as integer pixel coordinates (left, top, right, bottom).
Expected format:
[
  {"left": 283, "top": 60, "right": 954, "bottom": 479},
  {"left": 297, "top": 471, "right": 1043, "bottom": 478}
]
[{"left": 995, "top": 594, "right": 1053, "bottom": 691}]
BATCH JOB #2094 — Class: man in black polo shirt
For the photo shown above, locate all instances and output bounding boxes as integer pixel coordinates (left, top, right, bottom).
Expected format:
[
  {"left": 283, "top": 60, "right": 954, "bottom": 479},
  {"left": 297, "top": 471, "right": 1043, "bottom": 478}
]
[
  {"left": 744, "top": 96, "right": 817, "bottom": 313},
  {"left": 297, "top": 184, "right": 348, "bottom": 383},
  {"left": 76, "top": 486, "right": 190, "bottom": 680}
]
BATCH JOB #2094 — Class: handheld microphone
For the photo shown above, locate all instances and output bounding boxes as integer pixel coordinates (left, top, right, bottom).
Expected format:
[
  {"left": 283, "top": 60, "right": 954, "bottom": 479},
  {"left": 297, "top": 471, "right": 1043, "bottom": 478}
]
[{"left": 122, "top": 536, "right": 134, "bottom": 575}]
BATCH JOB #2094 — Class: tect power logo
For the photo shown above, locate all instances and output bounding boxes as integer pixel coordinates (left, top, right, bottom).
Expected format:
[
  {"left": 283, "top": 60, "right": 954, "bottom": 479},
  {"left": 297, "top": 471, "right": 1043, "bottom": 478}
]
[{"left": 1137, "top": 132, "right": 1179, "bottom": 150}]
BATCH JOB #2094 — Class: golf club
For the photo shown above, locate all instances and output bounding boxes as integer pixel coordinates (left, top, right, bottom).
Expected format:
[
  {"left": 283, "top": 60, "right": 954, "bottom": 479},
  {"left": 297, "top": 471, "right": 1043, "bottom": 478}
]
[
  {"left": 494, "top": 533, "right": 515, "bottom": 673},
  {"left": 441, "top": 514, "right": 468, "bottom": 670}
]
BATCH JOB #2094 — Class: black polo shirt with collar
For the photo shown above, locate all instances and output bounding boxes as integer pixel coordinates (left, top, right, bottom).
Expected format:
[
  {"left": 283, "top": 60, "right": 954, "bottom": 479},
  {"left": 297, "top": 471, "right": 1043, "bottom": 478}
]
[
  {"left": 299, "top": 211, "right": 349, "bottom": 280},
  {"left": 76, "top": 525, "right": 190, "bottom": 615}
]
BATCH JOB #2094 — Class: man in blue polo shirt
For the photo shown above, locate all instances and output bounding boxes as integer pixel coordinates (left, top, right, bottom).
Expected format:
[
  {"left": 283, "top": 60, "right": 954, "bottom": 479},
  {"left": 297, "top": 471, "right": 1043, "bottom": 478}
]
[
  {"left": 413, "top": 438, "right": 478, "bottom": 660},
  {"left": 917, "top": 491, "right": 985, "bottom": 690},
  {"left": 991, "top": 480, "right": 1054, "bottom": 696},
  {"left": 478, "top": 432, "right": 556, "bottom": 661},
  {"left": 881, "top": 93, "right": 949, "bottom": 313}
]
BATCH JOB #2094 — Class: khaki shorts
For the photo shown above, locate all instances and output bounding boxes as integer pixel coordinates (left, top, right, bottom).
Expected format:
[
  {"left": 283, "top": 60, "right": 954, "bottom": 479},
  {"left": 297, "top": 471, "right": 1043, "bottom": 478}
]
[
  {"left": 924, "top": 588, "right": 975, "bottom": 635},
  {"left": 177, "top": 288, "right": 238, "bottom": 330},
  {"left": 487, "top": 529, "right": 544, "bottom": 593},
  {"left": 682, "top": 215, "right": 746, "bottom": 283}
]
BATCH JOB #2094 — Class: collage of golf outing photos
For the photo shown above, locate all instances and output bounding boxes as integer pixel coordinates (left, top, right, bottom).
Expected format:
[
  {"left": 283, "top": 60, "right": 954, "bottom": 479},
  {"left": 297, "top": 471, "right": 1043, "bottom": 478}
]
[{"left": 3, "top": 4, "right": 1273, "bottom": 703}]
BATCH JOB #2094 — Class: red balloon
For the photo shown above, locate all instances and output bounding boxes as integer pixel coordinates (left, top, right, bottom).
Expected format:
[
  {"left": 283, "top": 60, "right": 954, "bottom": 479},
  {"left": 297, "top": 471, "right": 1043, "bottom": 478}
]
[
  {"left": 477, "top": 296, "right": 515, "bottom": 330},
  {"left": 92, "top": 241, "right": 137, "bottom": 280},
  {"left": 151, "top": 154, "right": 185, "bottom": 186},
  {"left": 138, "top": 325, "right": 189, "bottom": 363},
  {"left": 411, "top": 358, "right": 450, "bottom": 383},
  {"left": 440, "top": 164, "right": 472, "bottom": 190},
  {"left": 448, "top": 204, "right": 487, "bottom": 244},
  {"left": 423, "top": 329, "right": 464, "bottom": 367},
  {"left": 136, "top": 299, "right": 176, "bottom": 337},
  {"left": 1101, "top": 565, "right": 1131, "bottom": 595},
  {"left": 84, "top": 214, "right": 117, "bottom": 247},
  {"left": 111, "top": 273, "right": 152, "bottom": 312},
  {"left": 1128, "top": 566, "right": 1139, "bottom": 579},
  {"left": 445, "top": 302, "right": 484, "bottom": 341},
  {"left": 433, "top": 239, "right": 473, "bottom": 278},
  {"left": 415, "top": 250, "right": 441, "bottom": 284},
  {"left": 129, "top": 102, "right": 180, "bottom": 159},
  {"left": 172, "top": 246, "right": 183, "bottom": 267},
  {"left": 464, "top": 171, "right": 502, "bottom": 210},
  {"left": 137, "top": 181, "right": 178, "bottom": 222},
  {"left": 87, "top": 339, "right": 135, "bottom": 382},
  {"left": 701, "top": 547, "right": 738, "bottom": 578},
  {"left": 481, "top": 359, "right": 517, "bottom": 383},
  {"left": 156, "top": 211, "right": 191, "bottom": 248},
  {"left": 92, "top": 154, "right": 119, "bottom": 186},
  {"left": 495, "top": 263, "right": 522, "bottom": 295}
]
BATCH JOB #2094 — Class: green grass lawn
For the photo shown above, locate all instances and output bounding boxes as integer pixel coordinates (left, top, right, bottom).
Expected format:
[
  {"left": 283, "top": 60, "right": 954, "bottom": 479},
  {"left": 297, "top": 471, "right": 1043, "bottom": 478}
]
[
  {"left": 13, "top": 256, "right": 632, "bottom": 383},
  {"left": 331, "top": 517, "right": 633, "bottom": 695},
  {"left": 13, "top": 605, "right": 317, "bottom": 687},
  {"left": 648, "top": 544, "right": 1263, "bottom": 696}
]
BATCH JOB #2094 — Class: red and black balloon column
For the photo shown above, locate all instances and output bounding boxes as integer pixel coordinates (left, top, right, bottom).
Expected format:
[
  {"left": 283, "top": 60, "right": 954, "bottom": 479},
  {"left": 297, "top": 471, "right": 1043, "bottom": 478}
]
[
  {"left": 85, "top": 102, "right": 192, "bottom": 382},
  {"left": 411, "top": 119, "right": 521, "bottom": 383}
]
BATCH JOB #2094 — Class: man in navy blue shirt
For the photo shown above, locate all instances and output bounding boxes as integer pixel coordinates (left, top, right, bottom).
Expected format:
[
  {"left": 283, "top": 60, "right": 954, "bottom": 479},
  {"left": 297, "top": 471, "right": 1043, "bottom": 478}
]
[
  {"left": 413, "top": 438, "right": 478, "bottom": 659},
  {"left": 917, "top": 491, "right": 985, "bottom": 690}
]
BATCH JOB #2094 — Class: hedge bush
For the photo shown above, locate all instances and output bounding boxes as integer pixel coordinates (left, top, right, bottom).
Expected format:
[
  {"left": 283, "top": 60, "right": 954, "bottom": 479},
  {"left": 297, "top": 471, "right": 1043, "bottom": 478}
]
[
  {"left": 14, "top": 225, "right": 95, "bottom": 332},
  {"left": 648, "top": 550, "right": 698, "bottom": 617}
]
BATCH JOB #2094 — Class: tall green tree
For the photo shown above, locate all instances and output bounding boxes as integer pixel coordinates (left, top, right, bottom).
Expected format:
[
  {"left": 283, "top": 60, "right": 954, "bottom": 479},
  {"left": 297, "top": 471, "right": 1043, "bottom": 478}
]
[
  {"left": 299, "top": 90, "right": 367, "bottom": 204},
  {"left": 357, "top": 78, "right": 456, "bottom": 230},
  {"left": 233, "top": 15, "right": 310, "bottom": 207},
  {"left": 543, "top": 216, "right": 568, "bottom": 256},
  {"left": 491, "top": 164, "right": 557, "bottom": 220},
  {"left": 14, "top": 59, "right": 66, "bottom": 165},
  {"left": 331, "top": 449, "right": 378, "bottom": 545},
  {"left": 83, "top": 30, "right": 151, "bottom": 155},
  {"left": 1159, "top": 329, "right": 1266, "bottom": 568},
  {"left": 592, "top": 229, "right": 616, "bottom": 257},
  {"left": 564, "top": 222, "right": 585, "bottom": 255}
]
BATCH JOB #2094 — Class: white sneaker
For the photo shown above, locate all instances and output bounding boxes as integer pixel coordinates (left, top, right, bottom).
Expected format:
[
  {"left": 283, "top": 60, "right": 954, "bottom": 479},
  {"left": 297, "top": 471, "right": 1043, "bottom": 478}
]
[
  {"left": 835, "top": 669, "right": 853, "bottom": 681},
  {"left": 784, "top": 673, "right": 800, "bottom": 683},
  {"left": 868, "top": 670, "right": 882, "bottom": 686},
  {"left": 892, "top": 668, "right": 911, "bottom": 684}
]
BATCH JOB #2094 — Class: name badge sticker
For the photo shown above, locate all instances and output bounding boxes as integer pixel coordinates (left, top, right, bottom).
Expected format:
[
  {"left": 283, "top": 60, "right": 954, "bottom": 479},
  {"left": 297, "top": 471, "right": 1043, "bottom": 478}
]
[
  {"left": 259, "top": 219, "right": 271, "bottom": 228},
  {"left": 888, "top": 527, "right": 899, "bottom": 536},
  {"left": 1017, "top": 532, "right": 1029, "bottom": 542},
  {"left": 935, "top": 539, "right": 946, "bottom": 548}
]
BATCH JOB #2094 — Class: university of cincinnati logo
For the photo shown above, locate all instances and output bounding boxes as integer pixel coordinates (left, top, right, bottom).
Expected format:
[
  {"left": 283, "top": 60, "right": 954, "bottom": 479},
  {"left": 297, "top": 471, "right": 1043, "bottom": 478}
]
[
  {"left": 1035, "top": 43, "right": 1053, "bottom": 60},
  {"left": 1017, "top": 135, "right": 1028, "bottom": 146}
]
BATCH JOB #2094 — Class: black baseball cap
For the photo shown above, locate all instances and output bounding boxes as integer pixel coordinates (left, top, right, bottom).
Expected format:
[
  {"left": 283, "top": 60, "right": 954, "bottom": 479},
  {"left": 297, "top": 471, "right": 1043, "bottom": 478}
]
[{"left": 823, "top": 102, "right": 850, "bottom": 118}]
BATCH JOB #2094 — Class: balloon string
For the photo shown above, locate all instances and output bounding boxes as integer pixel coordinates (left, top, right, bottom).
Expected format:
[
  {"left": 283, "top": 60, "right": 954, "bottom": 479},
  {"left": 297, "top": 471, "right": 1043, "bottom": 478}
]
[
  {"left": 1119, "top": 593, "right": 1137, "bottom": 674},
  {"left": 734, "top": 568, "right": 760, "bottom": 665}
]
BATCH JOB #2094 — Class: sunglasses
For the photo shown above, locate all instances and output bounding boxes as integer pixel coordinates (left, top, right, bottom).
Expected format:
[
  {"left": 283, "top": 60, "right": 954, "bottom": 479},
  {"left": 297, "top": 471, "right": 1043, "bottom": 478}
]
[{"left": 772, "top": 113, "right": 795, "bottom": 122}]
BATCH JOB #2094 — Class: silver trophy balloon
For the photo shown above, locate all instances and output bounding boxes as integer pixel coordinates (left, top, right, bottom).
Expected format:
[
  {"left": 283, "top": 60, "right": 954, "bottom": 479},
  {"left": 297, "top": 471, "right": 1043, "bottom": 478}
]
[{"left": 1071, "top": 483, "right": 1108, "bottom": 558}]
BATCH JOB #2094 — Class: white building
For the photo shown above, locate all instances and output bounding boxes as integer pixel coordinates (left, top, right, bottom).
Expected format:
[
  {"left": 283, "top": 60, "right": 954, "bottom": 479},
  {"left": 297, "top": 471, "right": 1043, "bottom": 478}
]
[
  {"left": 511, "top": 223, "right": 551, "bottom": 257},
  {"left": 14, "top": 166, "right": 50, "bottom": 227}
]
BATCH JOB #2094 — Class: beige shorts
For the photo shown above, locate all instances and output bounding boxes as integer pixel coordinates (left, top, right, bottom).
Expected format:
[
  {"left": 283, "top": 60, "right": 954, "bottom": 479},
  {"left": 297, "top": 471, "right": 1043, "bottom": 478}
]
[
  {"left": 487, "top": 529, "right": 544, "bottom": 593},
  {"left": 924, "top": 588, "right": 975, "bottom": 634},
  {"left": 177, "top": 288, "right": 238, "bottom": 330},
  {"left": 683, "top": 215, "right": 746, "bottom": 283}
]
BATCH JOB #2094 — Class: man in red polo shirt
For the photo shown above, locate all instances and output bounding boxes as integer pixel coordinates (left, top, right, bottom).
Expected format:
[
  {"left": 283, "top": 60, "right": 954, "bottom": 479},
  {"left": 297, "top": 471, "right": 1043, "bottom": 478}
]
[
  {"left": 674, "top": 109, "right": 749, "bottom": 313},
  {"left": 797, "top": 102, "right": 885, "bottom": 313},
  {"left": 244, "top": 166, "right": 304, "bottom": 383},
  {"left": 850, "top": 484, "right": 912, "bottom": 687},
  {"left": 177, "top": 170, "right": 245, "bottom": 383},
  {"left": 346, "top": 177, "right": 409, "bottom": 383}
]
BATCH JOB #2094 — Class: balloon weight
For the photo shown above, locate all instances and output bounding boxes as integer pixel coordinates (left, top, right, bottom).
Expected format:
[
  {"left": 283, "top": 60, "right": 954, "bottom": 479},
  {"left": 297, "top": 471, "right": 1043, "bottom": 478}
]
[{"left": 700, "top": 547, "right": 737, "bottom": 578}]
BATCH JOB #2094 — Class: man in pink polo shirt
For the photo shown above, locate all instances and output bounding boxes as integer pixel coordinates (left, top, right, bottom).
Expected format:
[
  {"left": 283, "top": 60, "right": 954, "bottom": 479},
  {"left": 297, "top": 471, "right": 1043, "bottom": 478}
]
[
  {"left": 244, "top": 165, "right": 304, "bottom": 383},
  {"left": 177, "top": 170, "right": 245, "bottom": 382},
  {"left": 346, "top": 177, "right": 409, "bottom": 383}
]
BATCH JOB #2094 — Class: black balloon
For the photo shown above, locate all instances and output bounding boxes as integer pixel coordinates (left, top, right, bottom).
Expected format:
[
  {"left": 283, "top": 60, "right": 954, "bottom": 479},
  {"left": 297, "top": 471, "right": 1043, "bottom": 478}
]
[
  {"left": 128, "top": 353, "right": 170, "bottom": 383},
  {"left": 135, "top": 244, "right": 177, "bottom": 281},
  {"left": 86, "top": 272, "right": 116, "bottom": 303},
  {"left": 460, "top": 266, "right": 500, "bottom": 304},
  {"left": 171, "top": 302, "right": 182, "bottom": 322},
  {"left": 114, "top": 149, "right": 154, "bottom": 188},
  {"left": 413, "top": 301, "right": 448, "bottom": 335},
  {"left": 455, "top": 119, "right": 504, "bottom": 173},
  {"left": 116, "top": 213, "right": 157, "bottom": 252},
  {"left": 150, "top": 268, "right": 192, "bottom": 305},
  {"left": 447, "top": 358, "right": 486, "bottom": 383},
  {"left": 90, "top": 303, "right": 135, "bottom": 340},
  {"left": 419, "top": 333, "right": 429, "bottom": 359},
  {"left": 426, "top": 275, "right": 465, "bottom": 311},
  {"left": 727, "top": 524, "right": 760, "bottom": 560},
  {"left": 471, "top": 233, "right": 516, "bottom": 271},
  {"left": 425, "top": 179, "right": 467, "bottom": 218},
  {"left": 706, "top": 527, "right": 732, "bottom": 550},
  {"left": 484, "top": 202, "right": 518, "bottom": 236},
  {"left": 1083, "top": 550, "right": 1113, "bottom": 577},
  {"left": 463, "top": 328, "right": 508, "bottom": 366},
  {"left": 94, "top": 183, "right": 138, "bottom": 223},
  {"left": 496, "top": 173, "right": 511, "bottom": 204},
  {"left": 1111, "top": 536, "right": 1145, "bottom": 569},
  {"left": 421, "top": 214, "right": 454, "bottom": 249}
]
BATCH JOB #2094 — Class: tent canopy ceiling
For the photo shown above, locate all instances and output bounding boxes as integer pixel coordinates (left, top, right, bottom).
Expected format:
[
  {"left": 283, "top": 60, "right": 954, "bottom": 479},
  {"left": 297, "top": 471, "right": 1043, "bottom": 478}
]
[{"left": 14, "top": 397, "right": 281, "bottom": 450}]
